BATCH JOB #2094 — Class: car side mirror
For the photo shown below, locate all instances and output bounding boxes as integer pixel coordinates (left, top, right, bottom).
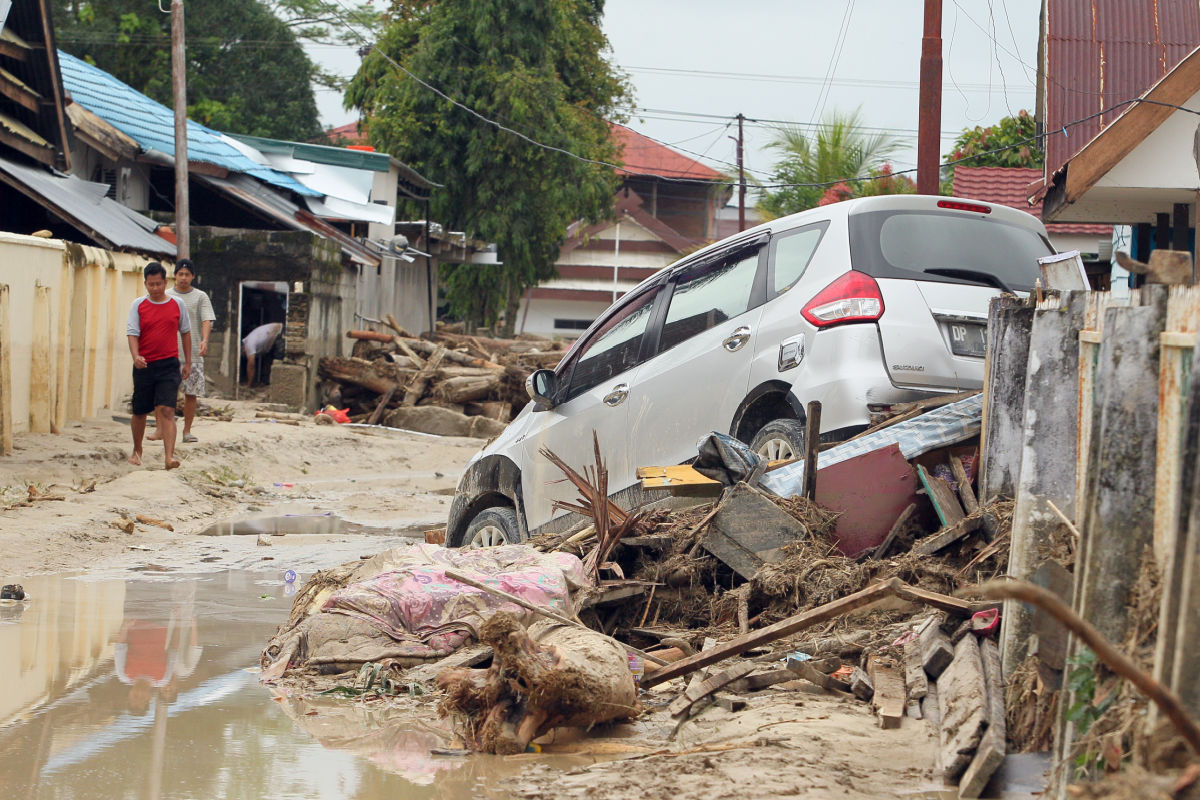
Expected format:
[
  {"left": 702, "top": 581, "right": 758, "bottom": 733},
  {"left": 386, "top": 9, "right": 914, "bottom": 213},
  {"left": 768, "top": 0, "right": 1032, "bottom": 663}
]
[{"left": 526, "top": 369, "right": 558, "bottom": 409}]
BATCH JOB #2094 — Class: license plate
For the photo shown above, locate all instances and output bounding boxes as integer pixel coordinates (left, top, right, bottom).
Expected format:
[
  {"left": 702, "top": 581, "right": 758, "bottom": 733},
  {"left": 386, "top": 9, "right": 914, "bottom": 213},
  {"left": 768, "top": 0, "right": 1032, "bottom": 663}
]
[{"left": 948, "top": 322, "right": 987, "bottom": 357}]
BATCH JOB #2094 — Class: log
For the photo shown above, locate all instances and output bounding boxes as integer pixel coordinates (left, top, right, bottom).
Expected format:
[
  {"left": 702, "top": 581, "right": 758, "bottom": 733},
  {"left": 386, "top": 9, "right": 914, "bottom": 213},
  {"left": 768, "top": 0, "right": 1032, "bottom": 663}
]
[
  {"left": 346, "top": 329, "right": 395, "bottom": 343},
  {"left": 318, "top": 356, "right": 404, "bottom": 396},
  {"left": 403, "top": 345, "right": 446, "bottom": 406},
  {"left": 437, "top": 614, "right": 641, "bottom": 754},
  {"left": 367, "top": 385, "right": 397, "bottom": 425},
  {"left": 434, "top": 373, "right": 502, "bottom": 404},
  {"left": 405, "top": 337, "right": 502, "bottom": 369}
]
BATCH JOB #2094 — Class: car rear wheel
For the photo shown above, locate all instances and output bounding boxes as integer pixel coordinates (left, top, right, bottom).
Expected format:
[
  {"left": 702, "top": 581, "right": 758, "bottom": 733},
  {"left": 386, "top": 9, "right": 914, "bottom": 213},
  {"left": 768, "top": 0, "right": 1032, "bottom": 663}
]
[
  {"left": 459, "top": 507, "right": 521, "bottom": 548},
  {"left": 750, "top": 419, "right": 807, "bottom": 462}
]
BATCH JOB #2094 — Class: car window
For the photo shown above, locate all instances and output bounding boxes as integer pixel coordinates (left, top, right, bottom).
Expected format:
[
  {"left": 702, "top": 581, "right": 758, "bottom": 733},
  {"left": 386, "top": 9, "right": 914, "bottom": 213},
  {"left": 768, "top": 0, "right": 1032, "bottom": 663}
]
[
  {"left": 564, "top": 288, "right": 658, "bottom": 399},
  {"left": 770, "top": 223, "right": 828, "bottom": 295},
  {"left": 659, "top": 250, "right": 761, "bottom": 353},
  {"left": 848, "top": 209, "right": 1052, "bottom": 292}
]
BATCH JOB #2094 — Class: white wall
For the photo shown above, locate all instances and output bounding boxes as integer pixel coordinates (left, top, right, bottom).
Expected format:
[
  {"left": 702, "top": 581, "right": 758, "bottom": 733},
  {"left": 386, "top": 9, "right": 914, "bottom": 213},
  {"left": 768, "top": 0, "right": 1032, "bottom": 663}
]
[{"left": 518, "top": 297, "right": 612, "bottom": 337}]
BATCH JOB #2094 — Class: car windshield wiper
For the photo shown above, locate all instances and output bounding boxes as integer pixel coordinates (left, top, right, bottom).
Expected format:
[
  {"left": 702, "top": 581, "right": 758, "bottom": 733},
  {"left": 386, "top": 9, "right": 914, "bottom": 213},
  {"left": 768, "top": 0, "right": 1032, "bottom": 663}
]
[{"left": 922, "top": 268, "right": 1015, "bottom": 294}]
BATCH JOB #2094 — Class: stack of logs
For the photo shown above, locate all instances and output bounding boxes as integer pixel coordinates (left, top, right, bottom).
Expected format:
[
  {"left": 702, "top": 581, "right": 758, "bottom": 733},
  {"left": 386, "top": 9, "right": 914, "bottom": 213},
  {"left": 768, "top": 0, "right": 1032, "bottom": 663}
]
[{"left": 316, "top": 315, "right": 568, "bottom": 435}]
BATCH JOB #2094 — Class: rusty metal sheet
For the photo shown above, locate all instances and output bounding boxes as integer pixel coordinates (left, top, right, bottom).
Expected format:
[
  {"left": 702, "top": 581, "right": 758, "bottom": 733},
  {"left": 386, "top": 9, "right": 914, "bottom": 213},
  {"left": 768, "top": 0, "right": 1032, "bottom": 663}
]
[{"left": 814, "top": 443, "right": 918, "bottom": 559}]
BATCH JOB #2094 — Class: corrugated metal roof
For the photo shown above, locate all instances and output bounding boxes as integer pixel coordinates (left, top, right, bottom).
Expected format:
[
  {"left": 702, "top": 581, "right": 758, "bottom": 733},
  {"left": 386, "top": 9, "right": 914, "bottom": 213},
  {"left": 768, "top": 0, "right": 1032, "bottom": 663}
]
[
  {"left": 0, "top": 154, "right": 175, "bottom": 256},
  {"left": 1045, "top": 0, "right": 1200, "bottom": 178},
  {"left": 954, "top": 165, "right": 1112, "bottom": 236},
  {"left": 56, "top": 51, "right": 318, "bottom": 197},
  {"left": 199, "top": 173, "right": 379, "bottom": 266}
]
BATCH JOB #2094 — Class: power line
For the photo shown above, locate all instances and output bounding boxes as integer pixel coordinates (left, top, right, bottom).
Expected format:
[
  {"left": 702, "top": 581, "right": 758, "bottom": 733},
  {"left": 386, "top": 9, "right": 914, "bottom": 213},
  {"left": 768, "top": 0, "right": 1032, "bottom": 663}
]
[
  {"left": 312, "top": 0, "right": 1200, "bottom": 193},
  {"left": 620, "top": 64, "right": 1034, "bottom": 94}
]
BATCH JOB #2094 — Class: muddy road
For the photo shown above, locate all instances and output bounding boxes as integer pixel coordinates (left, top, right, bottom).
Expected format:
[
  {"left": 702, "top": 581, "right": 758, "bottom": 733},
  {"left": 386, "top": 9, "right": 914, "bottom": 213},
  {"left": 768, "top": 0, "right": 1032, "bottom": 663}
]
[{"left": 0, "top": 405, "right": 1032, "bottom": 799}]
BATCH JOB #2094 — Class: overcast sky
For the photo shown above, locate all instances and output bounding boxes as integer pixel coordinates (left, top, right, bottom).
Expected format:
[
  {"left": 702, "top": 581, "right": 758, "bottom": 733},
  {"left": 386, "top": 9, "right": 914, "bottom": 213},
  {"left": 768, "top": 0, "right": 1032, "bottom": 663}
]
[{"left": 311, "top": 0, "right": 1042, "bottom": 189}]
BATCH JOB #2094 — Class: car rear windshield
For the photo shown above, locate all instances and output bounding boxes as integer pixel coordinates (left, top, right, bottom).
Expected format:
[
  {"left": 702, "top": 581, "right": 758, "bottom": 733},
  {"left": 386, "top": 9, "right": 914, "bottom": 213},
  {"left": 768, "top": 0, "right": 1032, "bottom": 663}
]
[{"left": 848, "top": 209, "right": 1053, "bottom": 293}]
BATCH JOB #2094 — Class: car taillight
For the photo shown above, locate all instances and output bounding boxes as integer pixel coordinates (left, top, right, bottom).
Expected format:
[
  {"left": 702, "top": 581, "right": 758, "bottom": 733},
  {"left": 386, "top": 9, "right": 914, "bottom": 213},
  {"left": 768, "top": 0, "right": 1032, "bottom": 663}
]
[{"left": 800, "top": 270, "right": 885, "bottom": 328}]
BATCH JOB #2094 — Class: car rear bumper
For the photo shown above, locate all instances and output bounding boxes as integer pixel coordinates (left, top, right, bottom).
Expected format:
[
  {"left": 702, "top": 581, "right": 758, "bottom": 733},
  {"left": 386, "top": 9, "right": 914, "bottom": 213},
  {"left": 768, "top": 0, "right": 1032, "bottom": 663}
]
[{"left": 785, "top": 323, "right": 972, "bottom": 433}]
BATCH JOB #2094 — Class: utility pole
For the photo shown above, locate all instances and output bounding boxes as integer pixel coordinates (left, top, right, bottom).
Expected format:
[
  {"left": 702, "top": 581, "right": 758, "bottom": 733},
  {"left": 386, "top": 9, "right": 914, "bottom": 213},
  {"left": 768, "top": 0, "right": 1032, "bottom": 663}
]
[
  {"left": 917, "top": 0, "right": 943, "bottom": 196},
  {"left": 729, "top": 114, "right": 746, "bottom": 232},
  {"left": 171, "top": 0, "right": 189, "bottom": 258}
]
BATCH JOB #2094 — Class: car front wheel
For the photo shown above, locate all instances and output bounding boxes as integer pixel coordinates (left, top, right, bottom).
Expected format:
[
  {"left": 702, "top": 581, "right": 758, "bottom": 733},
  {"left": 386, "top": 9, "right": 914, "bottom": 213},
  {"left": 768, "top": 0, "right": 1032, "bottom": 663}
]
[
  {"left": 750, "top": 418, "right": 807, "bottom": 462},
  {"left": 458, "top": 507, "right": 521, "bottom": 548}
]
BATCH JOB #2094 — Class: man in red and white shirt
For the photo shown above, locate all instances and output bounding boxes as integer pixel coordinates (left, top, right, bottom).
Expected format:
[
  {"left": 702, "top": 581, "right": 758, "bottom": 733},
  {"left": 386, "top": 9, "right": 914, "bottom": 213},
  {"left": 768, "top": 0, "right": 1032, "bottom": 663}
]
[{"left": 126, "top": 262, "right": 191, "bottom": 469}]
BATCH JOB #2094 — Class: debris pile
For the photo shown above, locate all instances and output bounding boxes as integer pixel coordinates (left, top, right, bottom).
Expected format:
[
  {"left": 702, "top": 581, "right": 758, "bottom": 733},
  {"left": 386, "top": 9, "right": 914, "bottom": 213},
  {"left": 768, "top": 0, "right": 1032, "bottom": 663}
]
[{"left": 316, "top": 317, "right": 568, "bottom": 436}]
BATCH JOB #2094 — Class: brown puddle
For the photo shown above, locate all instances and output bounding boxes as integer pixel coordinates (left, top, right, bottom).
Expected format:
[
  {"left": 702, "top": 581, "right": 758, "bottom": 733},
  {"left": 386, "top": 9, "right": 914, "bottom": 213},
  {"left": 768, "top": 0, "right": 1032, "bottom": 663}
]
[{"left": 0, "top": 572, "right": 608, "bottom": 799}]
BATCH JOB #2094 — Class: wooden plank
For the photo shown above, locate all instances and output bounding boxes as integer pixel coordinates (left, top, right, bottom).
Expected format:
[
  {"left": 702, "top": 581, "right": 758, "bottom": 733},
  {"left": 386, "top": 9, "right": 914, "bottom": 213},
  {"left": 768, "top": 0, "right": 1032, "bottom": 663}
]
[
  {"left": 619, "top": 534, "right": 673, "bottom": 549},
  {"left": 893, "top": 583, "right": 986, "bottom": 617},
  {"left": 787, "top": 656, "right": 851, "bottom": 693},
  {"left": 702, "top": 483, "right": 806, "bottom": 580},
  {"left": 637, "top": 464, "right": 722, "bottom": 492},
  {"left": 641, "top": 578, "right": 903, "bottom": 688},
  {"left": 912, "top": 516, "right": 983, "bottom": 556},
  {"left": 938, "top": 634, "right": 987, "bottom": 781},
  {"left": 802, "top": 400, "right": 822, "bottom": 501},
  {"left": 0, "top": 284, "right": 11, "bottom": 456},
  {"left": 949, "top": 454, "right": 979, "bottom": 514},
  {"left": 868, "top": 654, "right": 905, "bottom": 729},
  {"left": 917, "top": 464, "right": 966, "bottom": 527},
  {"left": 922, "top": 681, "right": 941, "bottom": 729},
  {"left": 904, "top": 640, "right": 928, "bottom": 700},
  {"left": 728, "top": 668, "right": 794, "bottom": 692},
  {"left": 872, "top": 502, "right": 918, "bottom": 559},
  {"left": 668, "top": 661, "right": 756, "bottom": 717},
  {"left": 958, "top": 639, "right": 1007, "bottom": 798},
  {"left": 919, "top": 614, "right": 955, "bottom": 678},
  {"left": 849, "top": 667, "right": 874, "bottom": 701}
]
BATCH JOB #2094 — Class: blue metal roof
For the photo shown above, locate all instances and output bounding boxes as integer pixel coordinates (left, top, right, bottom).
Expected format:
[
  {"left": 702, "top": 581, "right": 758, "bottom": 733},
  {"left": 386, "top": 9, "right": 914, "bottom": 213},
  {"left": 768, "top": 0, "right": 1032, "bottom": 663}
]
[{"left": 57, "top": 51, "right": 318, "bottom": 197}]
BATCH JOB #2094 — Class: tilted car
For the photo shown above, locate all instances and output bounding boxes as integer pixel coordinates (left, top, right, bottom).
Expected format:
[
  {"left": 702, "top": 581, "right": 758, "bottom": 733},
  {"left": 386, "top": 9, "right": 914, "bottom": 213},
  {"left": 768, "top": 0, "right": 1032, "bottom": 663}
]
[{"left": 446, "top": 194, "right": 1054, "bottom": 547}]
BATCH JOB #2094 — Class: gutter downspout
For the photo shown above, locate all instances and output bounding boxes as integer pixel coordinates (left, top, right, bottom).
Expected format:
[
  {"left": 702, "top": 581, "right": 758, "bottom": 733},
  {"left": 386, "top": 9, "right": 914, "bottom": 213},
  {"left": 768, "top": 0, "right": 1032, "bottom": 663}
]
[{"left": 424, "top": 200, "right": 434, "bottom": 334}]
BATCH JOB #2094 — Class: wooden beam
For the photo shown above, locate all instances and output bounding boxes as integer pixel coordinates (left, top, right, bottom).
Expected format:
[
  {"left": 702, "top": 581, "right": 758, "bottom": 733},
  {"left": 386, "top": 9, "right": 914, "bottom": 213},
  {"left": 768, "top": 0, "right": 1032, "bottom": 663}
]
[
  {"left": 641, "top": 579, "right": 903, "bottom": 688},
  {"left": 0, "top": 125, "right": 54, "bottom": 166},
  {"left": 0, "top": 67, "right": 42, "bottom": 112},
  {"left": 0, "top": 284, "right": 12, "bottom": 456}
]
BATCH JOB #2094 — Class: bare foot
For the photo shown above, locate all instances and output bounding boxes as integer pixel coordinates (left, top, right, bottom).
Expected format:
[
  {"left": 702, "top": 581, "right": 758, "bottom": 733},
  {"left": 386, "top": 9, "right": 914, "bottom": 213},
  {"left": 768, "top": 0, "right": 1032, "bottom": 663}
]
[
  {"left": 128, "top": 451, "right": 142, "bottom": 466},
  {"left": 147, "top": 433, "right": 162, "bottom": 441},
  {"left": 166, "top": 459, "right": 181, "bottom": 470}
]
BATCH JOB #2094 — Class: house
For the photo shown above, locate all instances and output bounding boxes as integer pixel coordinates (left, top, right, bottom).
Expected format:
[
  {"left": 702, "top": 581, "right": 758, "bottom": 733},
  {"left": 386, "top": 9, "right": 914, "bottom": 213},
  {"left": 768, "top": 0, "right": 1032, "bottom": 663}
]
[
  {"left": 516, "top": 123, "right": 732, "bottom": 336},
  {"left": 1031, "top": 0, "right": 1200, "bottom": 272},
  {"left": 953, "top": 166, "right": 1112, "bottom": 287},
  {"left": 47, "top": 51, "right": 460, "bottom": 409}
]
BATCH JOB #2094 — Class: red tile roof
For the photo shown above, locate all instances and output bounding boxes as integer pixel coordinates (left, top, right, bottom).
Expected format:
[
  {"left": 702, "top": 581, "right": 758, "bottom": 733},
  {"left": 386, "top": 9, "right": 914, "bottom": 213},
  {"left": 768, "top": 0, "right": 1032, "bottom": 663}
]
[
  {"left": 954, "top": 166, "right": 1111, "bottom": 236},
  {"left": 611, "top": 123, "right": 726, "bottom": 181},
  {"left": 324, "top": 121, "right": 368, "bottom": 145},
  {"left": 1044, "top": 0, "right": 1200, "bottom": 179}
]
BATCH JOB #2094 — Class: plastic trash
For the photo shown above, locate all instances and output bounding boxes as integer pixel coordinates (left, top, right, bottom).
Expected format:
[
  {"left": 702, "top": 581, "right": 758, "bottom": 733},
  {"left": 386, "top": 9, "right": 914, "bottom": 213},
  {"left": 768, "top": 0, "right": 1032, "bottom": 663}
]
[
  {"left": 627, "top": 653, "right": 644, "bottom": 685},
  {"left": 283, "top": 569, "right": 297, "bottom": 584}
]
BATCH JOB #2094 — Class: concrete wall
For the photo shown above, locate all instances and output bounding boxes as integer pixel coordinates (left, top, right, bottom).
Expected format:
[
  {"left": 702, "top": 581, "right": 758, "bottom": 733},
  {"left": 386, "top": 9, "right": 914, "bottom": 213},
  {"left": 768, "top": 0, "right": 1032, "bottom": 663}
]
[
  {"left": 0, "top": 232, "right": 152, "bottom": 443},
  {"left": 518, "top": 297, "right": 611, "bottom": 337}
]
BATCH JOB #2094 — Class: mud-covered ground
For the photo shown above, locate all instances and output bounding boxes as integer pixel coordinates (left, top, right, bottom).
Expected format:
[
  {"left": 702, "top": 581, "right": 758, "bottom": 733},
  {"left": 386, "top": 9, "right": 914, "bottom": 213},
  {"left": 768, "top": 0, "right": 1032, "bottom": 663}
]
[{"left": 0, "top": 404, "right": 1021, "bottom": 799}]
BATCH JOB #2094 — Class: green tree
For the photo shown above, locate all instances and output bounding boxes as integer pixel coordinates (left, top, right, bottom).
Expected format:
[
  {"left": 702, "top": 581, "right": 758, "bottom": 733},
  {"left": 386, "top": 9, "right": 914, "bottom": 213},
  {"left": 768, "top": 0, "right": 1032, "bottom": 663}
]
[
  {"left": 345, "top": 0, "right": 632, "bottom": 331},
  {"left": 52, "top": 0, "right": 364, "bottom": 140},
  {"left": 757, "top": 108, "right": 906, "bottom": 218},
  {"left": 943, "top": 109, "right": 1041, "bottom": 186}
]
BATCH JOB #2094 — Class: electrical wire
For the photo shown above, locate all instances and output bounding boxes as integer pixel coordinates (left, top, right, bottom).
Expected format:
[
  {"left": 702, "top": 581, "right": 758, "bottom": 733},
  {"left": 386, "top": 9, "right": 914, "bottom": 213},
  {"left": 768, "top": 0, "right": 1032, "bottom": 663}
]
[
  {"left": 809, "top": 0, "right": 855, "bottom": 126},
  {"left": 311, "top": 0, "right": 1200, "bottom": 192}
]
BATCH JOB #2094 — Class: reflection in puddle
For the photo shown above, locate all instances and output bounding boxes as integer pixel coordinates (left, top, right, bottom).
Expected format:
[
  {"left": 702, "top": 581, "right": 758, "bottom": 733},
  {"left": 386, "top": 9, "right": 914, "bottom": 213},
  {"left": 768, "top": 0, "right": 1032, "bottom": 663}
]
[
  {"left": 0, "top": 571, "right": 591, "bottom": 799},
  {"left": 199, "top": 513, "right": 396, "bottom": 537}
]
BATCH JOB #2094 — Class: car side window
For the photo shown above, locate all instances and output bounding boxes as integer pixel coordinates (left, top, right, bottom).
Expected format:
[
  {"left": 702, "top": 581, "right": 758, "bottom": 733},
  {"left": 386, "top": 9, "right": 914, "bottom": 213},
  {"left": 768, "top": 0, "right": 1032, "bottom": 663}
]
[
  {"left": 770, "top": 222, "right": 828, "bottom": 295},
  {"left": 564, "top": 288, "right": 659, "bottom": 399},
  {"left": 659, "top": 250, "right": 761, "bottom": 353}
]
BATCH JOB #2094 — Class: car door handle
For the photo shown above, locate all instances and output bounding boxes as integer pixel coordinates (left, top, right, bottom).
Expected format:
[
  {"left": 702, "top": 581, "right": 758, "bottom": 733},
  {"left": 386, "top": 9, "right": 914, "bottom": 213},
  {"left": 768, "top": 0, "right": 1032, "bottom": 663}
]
[
  {"left": 603, "top": 383, "right": 629, "bottom": 407},
  {"left": 723, "top": 326, "right": 752, "bottom": 352}
]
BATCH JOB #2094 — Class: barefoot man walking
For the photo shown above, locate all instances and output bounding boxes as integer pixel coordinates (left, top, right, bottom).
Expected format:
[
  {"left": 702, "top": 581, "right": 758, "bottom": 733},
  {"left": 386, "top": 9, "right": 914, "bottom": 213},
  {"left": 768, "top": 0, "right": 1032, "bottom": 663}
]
[{"left": 126, "top": 262, "right": 191, "bottom": 469}]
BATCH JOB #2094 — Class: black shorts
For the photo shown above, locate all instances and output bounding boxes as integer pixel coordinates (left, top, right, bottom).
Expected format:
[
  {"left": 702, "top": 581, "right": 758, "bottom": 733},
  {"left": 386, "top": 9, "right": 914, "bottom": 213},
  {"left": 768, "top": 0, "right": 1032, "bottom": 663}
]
[{"left": 132, "top": 357, "right": 181, "bottom": 415}]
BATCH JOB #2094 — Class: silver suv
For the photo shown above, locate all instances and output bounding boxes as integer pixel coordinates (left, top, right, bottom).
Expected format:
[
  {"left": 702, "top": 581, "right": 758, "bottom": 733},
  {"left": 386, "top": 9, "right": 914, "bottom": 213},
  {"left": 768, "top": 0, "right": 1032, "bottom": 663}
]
[{"left": 447, "top": 194, "right": 1053, "bottom": 547}]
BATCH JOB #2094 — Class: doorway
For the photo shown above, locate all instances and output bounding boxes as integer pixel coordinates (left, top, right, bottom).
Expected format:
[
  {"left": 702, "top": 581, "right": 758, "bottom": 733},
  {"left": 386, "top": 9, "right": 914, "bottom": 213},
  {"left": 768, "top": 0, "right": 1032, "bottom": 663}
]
[{"left": 236, "top": 281, "right": 288, "bottom": 396}]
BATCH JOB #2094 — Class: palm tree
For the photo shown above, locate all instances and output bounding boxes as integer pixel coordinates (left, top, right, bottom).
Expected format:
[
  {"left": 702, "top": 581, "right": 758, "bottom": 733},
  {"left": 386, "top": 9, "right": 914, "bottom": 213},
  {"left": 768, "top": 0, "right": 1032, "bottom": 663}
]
[{"left": 758, "top": 108, "right": 906, "bottom": 217}]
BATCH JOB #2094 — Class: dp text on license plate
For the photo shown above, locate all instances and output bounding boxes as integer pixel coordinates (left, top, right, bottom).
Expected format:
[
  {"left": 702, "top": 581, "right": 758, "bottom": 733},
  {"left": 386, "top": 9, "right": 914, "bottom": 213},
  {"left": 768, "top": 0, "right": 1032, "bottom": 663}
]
[{"left": 948, "top": 322, "right": 987, "bottom": 357}]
